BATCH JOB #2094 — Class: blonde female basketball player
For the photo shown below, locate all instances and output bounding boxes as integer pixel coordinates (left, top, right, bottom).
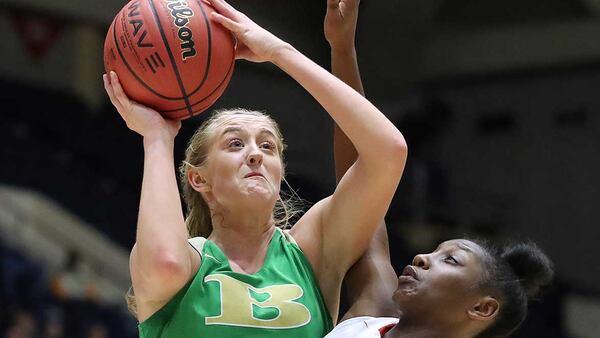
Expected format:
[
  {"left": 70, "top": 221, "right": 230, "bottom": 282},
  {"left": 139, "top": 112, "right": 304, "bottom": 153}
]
[{"left": 103, "top": 0, "right": 407, "bottom": 337}]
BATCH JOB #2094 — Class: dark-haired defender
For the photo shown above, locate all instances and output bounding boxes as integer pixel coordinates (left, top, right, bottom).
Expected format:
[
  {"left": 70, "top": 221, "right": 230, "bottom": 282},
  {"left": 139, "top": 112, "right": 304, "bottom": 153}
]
[
  {"left": 325, "top": 0, "right": 554, "bottom": 337},
  {"left": 328, "top": 239, "right": 554, "bottom": 338}
]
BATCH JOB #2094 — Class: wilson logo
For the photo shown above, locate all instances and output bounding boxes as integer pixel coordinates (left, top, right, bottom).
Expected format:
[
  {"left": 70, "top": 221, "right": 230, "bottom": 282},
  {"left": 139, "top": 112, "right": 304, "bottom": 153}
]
[{"left": 167, "top": 0, "right": 197, "bottom": 60}]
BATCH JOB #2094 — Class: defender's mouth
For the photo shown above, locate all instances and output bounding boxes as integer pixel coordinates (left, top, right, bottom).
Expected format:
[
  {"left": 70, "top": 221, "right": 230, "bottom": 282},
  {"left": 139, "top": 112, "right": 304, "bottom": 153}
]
[{"left": 400, "top": 265, "right": 419, "bottom": 280}]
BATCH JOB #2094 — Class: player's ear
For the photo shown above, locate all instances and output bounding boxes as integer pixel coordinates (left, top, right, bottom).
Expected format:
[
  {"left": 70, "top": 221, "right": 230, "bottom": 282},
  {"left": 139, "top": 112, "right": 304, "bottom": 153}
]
[
  {"left": 188, "top": 170, "right": 211, "bottom": 193},
  {"left": 468, "top": 296, "right": 499, "bottom": 322}
]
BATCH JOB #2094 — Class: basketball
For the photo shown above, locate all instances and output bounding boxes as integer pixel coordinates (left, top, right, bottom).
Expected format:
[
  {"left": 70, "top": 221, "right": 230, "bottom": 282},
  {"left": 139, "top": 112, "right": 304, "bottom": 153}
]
[{"left": 104, "top": 0, "right": 235, "bottom": 120}]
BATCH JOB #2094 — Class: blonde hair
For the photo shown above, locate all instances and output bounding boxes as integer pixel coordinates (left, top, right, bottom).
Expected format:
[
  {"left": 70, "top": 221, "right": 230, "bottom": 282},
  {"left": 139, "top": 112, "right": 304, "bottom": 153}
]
[{"left": 127, "top": 108, "right": 304, "bottom": 317}]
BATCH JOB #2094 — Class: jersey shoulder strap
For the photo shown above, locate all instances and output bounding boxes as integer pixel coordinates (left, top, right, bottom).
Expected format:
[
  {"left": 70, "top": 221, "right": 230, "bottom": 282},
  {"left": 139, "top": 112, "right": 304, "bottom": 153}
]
[
  {"left": 282, "top": 229, "right": 298, "bottom": 246},
  {"left": 188, "top": 236, "right": 207, "bottom": 255}
]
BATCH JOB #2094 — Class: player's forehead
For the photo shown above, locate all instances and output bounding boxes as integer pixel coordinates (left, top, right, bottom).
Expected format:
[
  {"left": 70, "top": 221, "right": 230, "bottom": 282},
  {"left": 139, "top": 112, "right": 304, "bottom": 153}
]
[
  {"left": 434, "top": 240, "right": 488, "bottom": 270},
  {"left": 217, "top": 121, "right": 277, "bottom": 138},
  {"left": 436, "top": 239, "right": 481, "bottom": 254},
  {"left": 217, "top": 115, "right": 278, "bottom": 138}
]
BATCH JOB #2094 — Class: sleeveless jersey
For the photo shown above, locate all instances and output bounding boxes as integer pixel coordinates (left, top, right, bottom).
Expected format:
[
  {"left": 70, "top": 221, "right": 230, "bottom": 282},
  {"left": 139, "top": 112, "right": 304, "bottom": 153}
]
[
  {"left": 139, "top": 228, "right": 333, "bottom": 338},
  {"left": 324, "top": 316, "right": 399, "bottom": 338}
]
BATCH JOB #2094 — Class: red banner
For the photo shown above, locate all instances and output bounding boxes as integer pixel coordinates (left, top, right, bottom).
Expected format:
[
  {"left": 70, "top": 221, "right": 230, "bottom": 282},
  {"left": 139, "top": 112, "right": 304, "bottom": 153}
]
[{"left": 11, "top": 11, "right": 64, "bottom": 60}]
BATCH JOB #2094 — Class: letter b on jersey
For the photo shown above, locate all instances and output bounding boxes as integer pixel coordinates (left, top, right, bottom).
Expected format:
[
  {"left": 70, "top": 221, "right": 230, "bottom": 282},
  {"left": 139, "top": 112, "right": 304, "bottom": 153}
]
[{"left": 205, "top": 274, "right": 311, "bottom": 329}]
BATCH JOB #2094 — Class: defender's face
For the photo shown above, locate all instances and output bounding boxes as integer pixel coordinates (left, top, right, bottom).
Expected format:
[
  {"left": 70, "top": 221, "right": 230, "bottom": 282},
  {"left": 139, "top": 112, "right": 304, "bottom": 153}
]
[{"left": 393, "top": 240, "right": 488, "bottom": 324}]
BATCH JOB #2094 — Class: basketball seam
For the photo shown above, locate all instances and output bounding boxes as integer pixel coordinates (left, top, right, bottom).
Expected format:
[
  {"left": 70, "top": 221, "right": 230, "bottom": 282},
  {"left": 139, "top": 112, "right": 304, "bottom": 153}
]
[
  {"left": 179, "top": 0, "right": 213, "bottom": 113},
  {"left": 165, "top": 63, "right": 234, "bottom": 119},
  {"left": 142, "top": 1, "right": 216, "bottom": 103},
  {"left": 158, "top": 58, "right": 234, "bottom": 115},
  {"left": 148, "top": 0, "right": 193, "bottom": 115}
]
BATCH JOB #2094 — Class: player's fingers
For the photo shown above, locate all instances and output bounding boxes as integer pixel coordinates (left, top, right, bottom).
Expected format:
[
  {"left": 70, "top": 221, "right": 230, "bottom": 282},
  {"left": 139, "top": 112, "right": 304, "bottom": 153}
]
[
  {"left": 103, "top": 73, "right": 114, "bottom": 100},
  {"left": 103, "top": 73, "right": 112, "bottom": 98},
  {"left": 109, "top": 71, "right": 132, "bottom": 112},
  {"left": 327, "top": 0, "right": 340, "bottom": 10},
  {"left": 103, "top": 74, "right": 124, "bottom": 111},
  {"left": 211, "top": 11, "right": 242, "bottom": 34},
  {"left": 209, "top": 0, "right": 239, "bottom": 20}
]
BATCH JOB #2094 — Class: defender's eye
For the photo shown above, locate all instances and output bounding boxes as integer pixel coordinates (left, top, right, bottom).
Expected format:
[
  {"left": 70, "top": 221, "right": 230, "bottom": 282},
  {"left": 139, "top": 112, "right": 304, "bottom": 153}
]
[{"left": 444, "top": 256, "right": 458, "bottom": 264}]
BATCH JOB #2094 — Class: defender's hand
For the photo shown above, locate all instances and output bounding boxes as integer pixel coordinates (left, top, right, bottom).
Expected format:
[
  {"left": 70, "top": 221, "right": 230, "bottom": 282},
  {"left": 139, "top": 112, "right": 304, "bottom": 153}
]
[{"left": 324, "top": 0, "right": 361, "bottom": 50}]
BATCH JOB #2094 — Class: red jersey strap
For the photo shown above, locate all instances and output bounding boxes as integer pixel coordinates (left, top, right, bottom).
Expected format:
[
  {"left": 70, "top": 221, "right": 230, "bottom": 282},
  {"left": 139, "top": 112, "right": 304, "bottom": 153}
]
[{"left": 379, "top": 323, "right": 396, "bottom": 337}]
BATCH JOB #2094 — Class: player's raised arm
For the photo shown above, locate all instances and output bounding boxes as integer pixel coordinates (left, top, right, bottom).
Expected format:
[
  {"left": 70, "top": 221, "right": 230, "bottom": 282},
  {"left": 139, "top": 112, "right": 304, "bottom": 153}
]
[
  {"left": 211, "top": 0, "right": 406, "bottom": 321},
  {"left": 325, "top": 0, "right": 399, "bottom": 320},
  {"left": 103, "top": 73, "right": 198, "bottom": 322},
  {"left": 325, "top": 0, "right": 363, "bottom": 181}
]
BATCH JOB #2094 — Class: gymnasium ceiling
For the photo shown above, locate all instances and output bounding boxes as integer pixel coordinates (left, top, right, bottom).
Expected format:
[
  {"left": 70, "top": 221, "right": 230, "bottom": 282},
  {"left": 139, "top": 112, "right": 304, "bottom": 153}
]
[{"left": 3, "top": 0, "right": 600, "bottom": 98}]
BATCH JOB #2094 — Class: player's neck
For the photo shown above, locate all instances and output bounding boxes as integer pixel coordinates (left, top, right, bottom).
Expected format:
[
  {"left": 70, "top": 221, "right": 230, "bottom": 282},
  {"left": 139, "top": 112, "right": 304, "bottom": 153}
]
[
  {"left": 209, "top": 196, "right": 276, "bottom": 231},
  {"left": 384, "top": 322, "right": 446, "bottom": 338},
  {"left": 209, "top": 223, "right": 276, "bottom": 274}
]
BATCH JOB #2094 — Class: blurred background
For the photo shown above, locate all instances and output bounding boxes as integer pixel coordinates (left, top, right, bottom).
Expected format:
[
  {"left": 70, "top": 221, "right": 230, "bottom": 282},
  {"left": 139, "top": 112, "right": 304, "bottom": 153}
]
[{"left": 0, "top": 0, "right": 599, "bottom": 337}]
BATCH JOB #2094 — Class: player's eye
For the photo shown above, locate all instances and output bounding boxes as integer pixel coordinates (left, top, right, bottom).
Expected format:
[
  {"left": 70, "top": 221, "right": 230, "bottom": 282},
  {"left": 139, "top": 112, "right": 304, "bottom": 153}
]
[
  {"left": 260, "top": 141, "right": 275, "bottom": 150},
  {"left": 228, "top": 139, "right": 244, "bottom": 148},
  {"left": 444, "top": 256, "right": 459, "bottom": 265}
]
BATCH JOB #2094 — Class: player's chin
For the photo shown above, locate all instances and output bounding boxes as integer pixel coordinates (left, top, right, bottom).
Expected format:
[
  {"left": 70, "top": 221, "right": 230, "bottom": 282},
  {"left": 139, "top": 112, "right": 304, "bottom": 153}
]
[
  {"left": 242, "top": 185, "right": 278, "bottom": 202},
  {"left": 392, "top": 284, "right": 420, "bottom": 303},
  {"left": 244, "top": 179, "right": 277, "bottom": 194}
]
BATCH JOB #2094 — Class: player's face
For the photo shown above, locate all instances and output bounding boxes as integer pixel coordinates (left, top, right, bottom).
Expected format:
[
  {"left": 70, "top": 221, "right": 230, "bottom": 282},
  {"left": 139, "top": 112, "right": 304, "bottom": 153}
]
[
  {"left": 393, "top": 239, "right": 489, "bottom": 324},
  {"left": 202, "top": 117, "right": 283, "bottom": 210}
]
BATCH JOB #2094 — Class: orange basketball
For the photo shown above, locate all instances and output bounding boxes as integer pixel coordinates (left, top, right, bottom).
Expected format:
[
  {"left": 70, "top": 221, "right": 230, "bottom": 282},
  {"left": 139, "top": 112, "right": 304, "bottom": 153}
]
[{"left": 104, "top": 0, "right": 235, "bottom": 120}]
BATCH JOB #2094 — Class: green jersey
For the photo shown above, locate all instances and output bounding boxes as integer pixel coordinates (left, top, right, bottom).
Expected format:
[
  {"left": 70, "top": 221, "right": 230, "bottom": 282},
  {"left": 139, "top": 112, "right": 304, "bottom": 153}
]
[{"left": 139, "top": 228, "right": 333, "bottom": 338}]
